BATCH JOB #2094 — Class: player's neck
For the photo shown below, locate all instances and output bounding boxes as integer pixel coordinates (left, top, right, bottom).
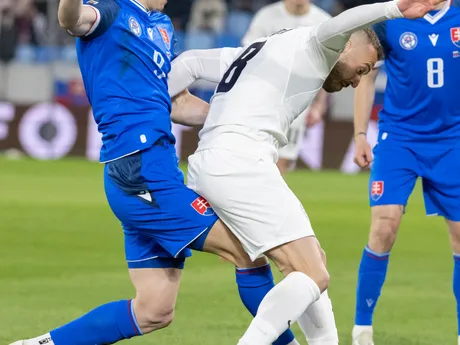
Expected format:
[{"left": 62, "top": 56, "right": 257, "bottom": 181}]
[{"left": 284, "top": 2, "right": 310, "bottom": 16}]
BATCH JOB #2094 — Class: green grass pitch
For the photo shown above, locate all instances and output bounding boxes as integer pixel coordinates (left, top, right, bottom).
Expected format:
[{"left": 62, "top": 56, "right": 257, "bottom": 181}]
[{"left": 0, "top": 158, "right": 455, "bottom": 344}]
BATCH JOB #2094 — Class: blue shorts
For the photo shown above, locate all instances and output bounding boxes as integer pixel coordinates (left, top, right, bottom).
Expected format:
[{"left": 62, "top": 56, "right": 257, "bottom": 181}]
[
  {"left": 369, "top": 137, "right": 460, "bottom": 221},
  {"left": 104, "top": 140, "right": 218, "bottom": 269}
]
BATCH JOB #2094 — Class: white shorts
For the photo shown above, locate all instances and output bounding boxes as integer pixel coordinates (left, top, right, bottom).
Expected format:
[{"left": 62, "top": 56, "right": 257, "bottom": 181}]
[
  {"left": 278, "top": 111, "right": 307, "bottom": 161},
  {"left": 187, "top": 148, "right": 315, "bottom": 261}
]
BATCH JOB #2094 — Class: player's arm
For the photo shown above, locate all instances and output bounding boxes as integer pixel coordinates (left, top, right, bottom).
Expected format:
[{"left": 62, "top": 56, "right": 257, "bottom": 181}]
[
  {"left": 170, "top": 90, "right": 210, "bottom": 126},
  {"left": 58, "top": 0, "right": 118, "bottom": 38},
  {"left": 353, "top": 67, "right": 379, "bottom": 168},
  {"left": 316, "top": 0, "right": 438, "bottom": 51},
  {"left": 168, "top": 48, "right": 242, "bottom": 125},
  {"left": 168, "top": 47, "right": 242, "bottom": 98},
  {"left": 58, "top": 0, "right": 97, "bottom": 36}
]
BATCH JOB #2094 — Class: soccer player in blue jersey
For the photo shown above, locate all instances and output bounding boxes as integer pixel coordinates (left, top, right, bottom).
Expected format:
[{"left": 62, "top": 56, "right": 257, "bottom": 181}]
[
  {"left": 8, "top": 1, "right": 302, "bottom": 345},
  {"left": 352, "top": 1, "right": 460, "bottom": 344}
]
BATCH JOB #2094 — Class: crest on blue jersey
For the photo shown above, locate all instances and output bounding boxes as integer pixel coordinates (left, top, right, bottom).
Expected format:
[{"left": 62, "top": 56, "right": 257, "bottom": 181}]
[
  {"left": 451, "top": 27, "right": 460, "bottom": 48},
  {"left": 129, "top": 17, "right": 142, "bottom": 37},
  {"left": 399, "top": 32, "right": 418, "bottom": 50}
]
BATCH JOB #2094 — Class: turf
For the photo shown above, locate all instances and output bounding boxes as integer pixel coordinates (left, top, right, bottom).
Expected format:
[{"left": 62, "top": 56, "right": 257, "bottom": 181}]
[{"left": 0, "top": 157, "right": 455, "bottom": 344}]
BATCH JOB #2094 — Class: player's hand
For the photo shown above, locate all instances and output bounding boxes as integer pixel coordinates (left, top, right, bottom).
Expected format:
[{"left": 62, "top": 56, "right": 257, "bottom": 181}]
[
  {"left": 306, "top": 105, "right": 325, "bottom": 128},
  {"left": 397, "top": 0, "right": 443, "bottom": 19},
  {"left": 354, "top": 134, "right": 373, "bottom": 169}
]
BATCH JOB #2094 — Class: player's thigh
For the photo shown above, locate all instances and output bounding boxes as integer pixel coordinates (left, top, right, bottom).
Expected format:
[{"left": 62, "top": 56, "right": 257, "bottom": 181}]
[
  {"left": 369, "top": 140, "right": 419, "bottom": 207},
  {"left": 104, "top": 146, "right": 219, "bottom": 260},
  {"left": 129, "top": 266, "right": 182, "bottom": 329},
  {"left": 189, "top": 149, "right": 315, "bottom": 262},
  {"left": 265, "top": 236, "right": 329, "bottom": 292},
  {"left": 202, "top": 220, "right": 269, "bottom": 268},
  {"left": 421, "top": 146, "right": 460, "bottom": 222}
]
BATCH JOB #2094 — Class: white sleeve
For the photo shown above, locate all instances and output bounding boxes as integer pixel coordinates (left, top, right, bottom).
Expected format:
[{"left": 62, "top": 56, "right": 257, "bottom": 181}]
[
  {"left": 168, "top": 48, "right": 243, "bottom": 98},
  {"left": 317, "top": 1, "right": 403, "bottom": 52}
]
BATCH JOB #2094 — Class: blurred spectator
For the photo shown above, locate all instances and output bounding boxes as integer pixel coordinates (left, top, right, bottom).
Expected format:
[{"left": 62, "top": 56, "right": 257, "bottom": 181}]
[
  {"left": 188, "top": 0, "right": 227, "bottom": 33},
  {"left": 16, "top": 0, "right": 47, "bottom": 46}
]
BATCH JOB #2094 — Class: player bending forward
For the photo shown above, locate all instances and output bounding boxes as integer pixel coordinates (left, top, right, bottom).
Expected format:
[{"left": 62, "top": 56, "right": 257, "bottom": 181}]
[{"left": 169, "top": 0, "right": 442, "bottom": 344}]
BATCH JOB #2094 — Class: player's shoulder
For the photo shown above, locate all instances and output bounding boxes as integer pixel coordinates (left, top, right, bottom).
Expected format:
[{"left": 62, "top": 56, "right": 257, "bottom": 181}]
[{"left": 308, "top": 4, "right": 332, "bottom": 21}]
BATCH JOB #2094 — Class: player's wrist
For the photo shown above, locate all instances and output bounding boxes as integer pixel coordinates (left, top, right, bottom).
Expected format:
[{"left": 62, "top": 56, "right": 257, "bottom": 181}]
[
  {"left": 354, "top": 131, "right": 367, "bottom": 140},
  {"left": 386, "top": 0, "right": 404, "bottom": 19}
]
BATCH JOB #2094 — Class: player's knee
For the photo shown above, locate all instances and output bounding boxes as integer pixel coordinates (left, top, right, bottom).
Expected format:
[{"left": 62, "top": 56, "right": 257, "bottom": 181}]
[
  {"left": 308, "top": 266, "right": 330, "bottom": 292},
  {"left": 136, "top": 305, "right": 175, "bottom": 332},
  {"left": 285, "top": 265, "right": 330, "bottom": 292},
  {"left": 319, "top": 247, "right": 327, "bottom": 266},
  {"left": 369, "top": 207, "right": 402, "bottom": 252},
  {"left": 133, "top": 297, "right": 175, "bottom": 333}
]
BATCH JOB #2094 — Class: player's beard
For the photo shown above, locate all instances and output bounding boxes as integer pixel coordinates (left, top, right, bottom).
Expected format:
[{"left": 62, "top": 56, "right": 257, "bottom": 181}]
[{"left": 323, "top": 60, "right": 349, "bottom": 93}]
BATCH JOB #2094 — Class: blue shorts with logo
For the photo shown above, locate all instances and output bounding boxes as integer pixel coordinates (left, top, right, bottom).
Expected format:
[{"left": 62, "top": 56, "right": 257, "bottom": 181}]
[
  {"left": 369, "top": 135, "right": 460, "bottom": 221},
  {"left": 104, "top": 140, "right": 218, "bottom": 269}
]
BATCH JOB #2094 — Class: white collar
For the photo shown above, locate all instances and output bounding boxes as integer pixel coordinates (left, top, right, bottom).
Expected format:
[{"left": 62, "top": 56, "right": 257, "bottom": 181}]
[
  {"left": 424, "top": 0, "right": 450, "bottom": 25},
  {"left": 130, "top": 0, "right": 150, "bottom": 14}
]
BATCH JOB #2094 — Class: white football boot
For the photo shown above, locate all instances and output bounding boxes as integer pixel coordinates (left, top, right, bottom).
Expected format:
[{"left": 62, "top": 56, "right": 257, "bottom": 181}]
[{"left": 352, "top": 325, "right": 374, "bottom": 345}]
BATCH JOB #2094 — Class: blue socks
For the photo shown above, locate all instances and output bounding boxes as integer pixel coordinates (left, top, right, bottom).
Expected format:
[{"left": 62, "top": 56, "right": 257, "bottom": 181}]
[
  {"left": 355, "top": 246, "right": 390, "bottom": 326},
  {"left": 50, "top": 300, "right": 141, "bottom": 345},
  {"left": 236, "top": 263, "right": 296, "bottom": 345},
  {"left": 454, "top": 254, "right": 460, "bottom": 336}
]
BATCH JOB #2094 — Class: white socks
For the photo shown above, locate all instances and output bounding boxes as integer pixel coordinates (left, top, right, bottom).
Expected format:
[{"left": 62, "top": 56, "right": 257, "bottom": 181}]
[
  {"left": 237, "top": 272, "right": 321, "bottom": 345},
  {"left": 23, "top": 333, "right": 54, "bottom": 345},
  {"left": 298, "top": 290, "right": 339, "bottom": 345}
]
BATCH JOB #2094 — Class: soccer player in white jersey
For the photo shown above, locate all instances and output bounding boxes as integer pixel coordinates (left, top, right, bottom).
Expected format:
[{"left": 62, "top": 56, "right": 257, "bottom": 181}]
[
  {"left": 242, "top": 0, "right": 331, "bottom": 175},
  {"left": 169, "top": 0, "right": 440, "bottom": 344}
]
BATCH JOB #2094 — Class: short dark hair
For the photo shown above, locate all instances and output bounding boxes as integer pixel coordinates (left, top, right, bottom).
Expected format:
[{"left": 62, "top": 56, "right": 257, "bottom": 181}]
[{"left": 361, "top": 27, "right": 385, "bottom": 61}]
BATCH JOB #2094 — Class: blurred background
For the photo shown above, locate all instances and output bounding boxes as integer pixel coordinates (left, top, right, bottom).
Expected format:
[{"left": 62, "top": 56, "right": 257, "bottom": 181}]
[{"left": 0, "top": 0, "right": 386, "bottom": 172}]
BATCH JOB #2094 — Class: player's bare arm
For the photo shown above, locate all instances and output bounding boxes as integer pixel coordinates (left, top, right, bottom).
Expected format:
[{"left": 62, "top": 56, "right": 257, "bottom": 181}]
[
  {"left": 168, "top": 47, "right": 241, "bottom": 98},
  {"left": 353, "top": 68, "right": 378, "bottom": 168},
  {"left": 170, "top": 90, "right": 210, "bottom": 126},
  {"left": 317, "top": 0, "right": 441, "bottom": 51},
  {"left": 58, "top": 0, "right": 98, "bottom": 36}
]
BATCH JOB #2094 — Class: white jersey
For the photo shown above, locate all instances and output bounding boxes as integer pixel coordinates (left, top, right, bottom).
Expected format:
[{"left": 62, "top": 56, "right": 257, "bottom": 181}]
[
  {"left": 242, "top": 2, "right": 331, "bottom": 160},
  {"left": 242, "top": 2, "right": 331, "bottom": 46},
  {"left": 198, "top": 27, "right": 340, "bottom": 159},
  {"left": 168, "top": 0, "right": 404, "bottom": 159}
]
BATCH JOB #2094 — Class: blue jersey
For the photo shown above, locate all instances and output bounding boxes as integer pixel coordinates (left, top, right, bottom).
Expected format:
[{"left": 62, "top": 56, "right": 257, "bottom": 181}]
[
  {"left": 76, "top": 0, "right": 176, "bottom": 162},
  {"left": 373, "top": 5, "right": 460, "bottom": 145}
]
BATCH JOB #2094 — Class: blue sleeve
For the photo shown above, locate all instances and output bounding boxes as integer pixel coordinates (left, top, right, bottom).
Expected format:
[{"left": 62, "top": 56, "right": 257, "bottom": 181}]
[
  {"left": 372, "top": 21, "right": 390, "bottom": 56},
  {"left": 81, "top": 0, "right": 120, "bottom": 40},
  {"left": 170, "top": 31, "right": 179, "bottom": 61}
]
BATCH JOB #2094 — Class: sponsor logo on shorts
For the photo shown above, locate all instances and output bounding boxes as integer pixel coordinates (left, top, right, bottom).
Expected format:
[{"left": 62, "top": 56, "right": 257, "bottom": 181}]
[
  {"left": 39, "top": 338, "right": 52, "bottom": 345},
  {"left": 191, "top": 196, "right": 215, "bottom": 216},
  {"left": 371, "top": 181, "right": 384, "bottom": 201}
]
